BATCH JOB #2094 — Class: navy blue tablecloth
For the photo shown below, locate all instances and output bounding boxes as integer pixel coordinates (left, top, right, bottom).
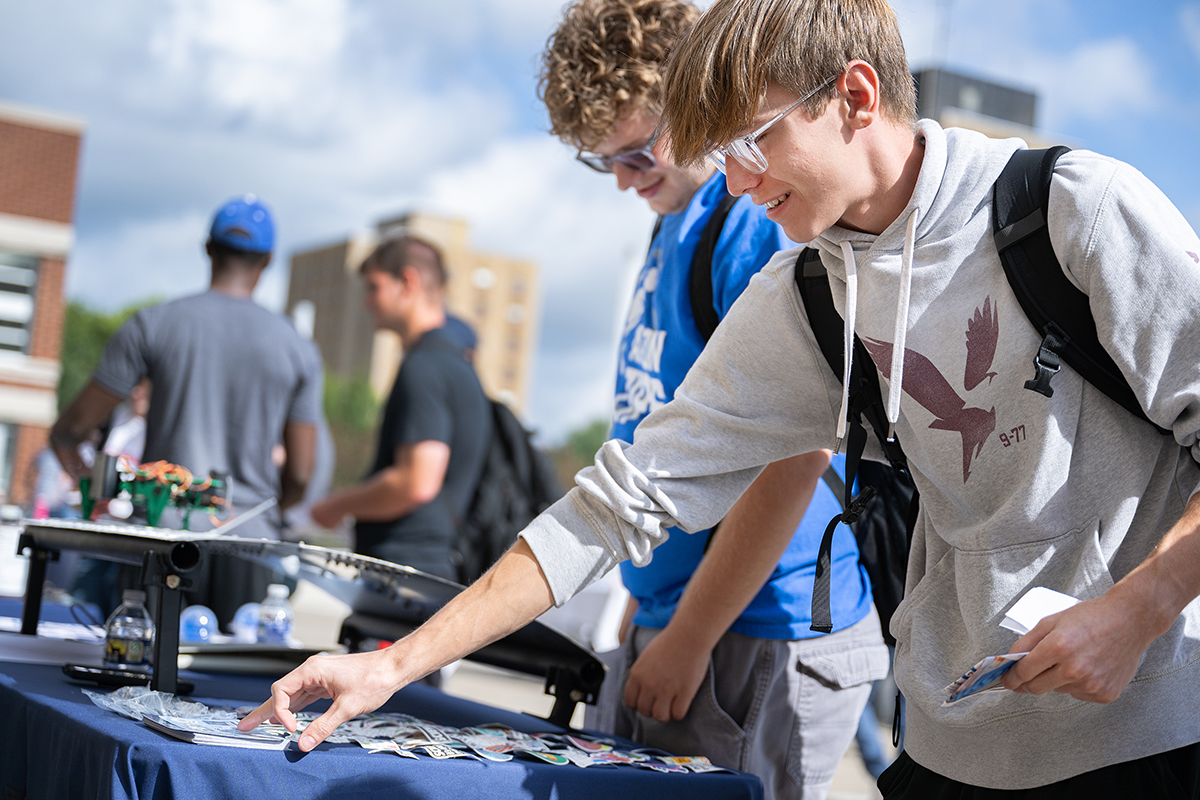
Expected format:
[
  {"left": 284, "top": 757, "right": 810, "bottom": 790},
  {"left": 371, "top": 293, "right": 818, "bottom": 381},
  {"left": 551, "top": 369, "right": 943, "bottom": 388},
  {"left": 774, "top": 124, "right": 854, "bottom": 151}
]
[
  {"left": 0, "top": 658, "right": 763, "bottom": 800},
  {"left": 0, "top": 594, "right": 104, "bottom": 626}
]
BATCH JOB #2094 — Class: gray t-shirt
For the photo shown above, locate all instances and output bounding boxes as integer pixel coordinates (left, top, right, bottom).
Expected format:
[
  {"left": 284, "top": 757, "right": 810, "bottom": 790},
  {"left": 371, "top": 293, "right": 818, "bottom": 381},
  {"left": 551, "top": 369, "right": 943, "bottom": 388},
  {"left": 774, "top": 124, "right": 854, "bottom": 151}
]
[{"left": 93, "top": 291, "right": 323, "bottom": 535}]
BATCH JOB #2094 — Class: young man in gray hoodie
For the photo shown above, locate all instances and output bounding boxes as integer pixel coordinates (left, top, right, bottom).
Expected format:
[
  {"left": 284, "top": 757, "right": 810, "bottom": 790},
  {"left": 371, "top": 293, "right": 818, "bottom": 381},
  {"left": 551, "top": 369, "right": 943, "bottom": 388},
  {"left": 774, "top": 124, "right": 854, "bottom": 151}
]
[{"left": 241, "top": 0, "right": 1200, "bottom": 795}]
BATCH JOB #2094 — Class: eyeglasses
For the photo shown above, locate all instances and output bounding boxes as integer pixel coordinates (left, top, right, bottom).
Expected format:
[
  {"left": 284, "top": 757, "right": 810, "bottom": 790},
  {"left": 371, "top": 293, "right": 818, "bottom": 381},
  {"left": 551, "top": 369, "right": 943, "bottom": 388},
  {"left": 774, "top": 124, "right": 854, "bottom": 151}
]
[
  {"left": 576, "top": 131, "right": 659, "bottom": 174},
  {"left": 709, "top": 74, "right": 840, "bottom": 175}
]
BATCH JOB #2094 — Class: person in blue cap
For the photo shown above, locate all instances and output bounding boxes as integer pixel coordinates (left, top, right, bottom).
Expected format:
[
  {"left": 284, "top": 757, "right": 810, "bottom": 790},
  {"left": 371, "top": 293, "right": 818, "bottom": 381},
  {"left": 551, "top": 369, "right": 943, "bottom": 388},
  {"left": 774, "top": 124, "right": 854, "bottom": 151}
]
[{"left": 52, "top": 195, "right": 325, "bottom": 626}]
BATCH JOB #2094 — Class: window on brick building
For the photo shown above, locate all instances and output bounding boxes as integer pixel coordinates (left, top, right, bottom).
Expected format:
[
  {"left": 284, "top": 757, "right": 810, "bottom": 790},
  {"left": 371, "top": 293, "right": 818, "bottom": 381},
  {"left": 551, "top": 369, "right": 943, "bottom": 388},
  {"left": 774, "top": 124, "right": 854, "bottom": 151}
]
[
  {"left": 0, "top": 253, "right": 37, "bottom": 355},
  {"left": 0, "top": 422, "right": 15, "bottom": 503}
]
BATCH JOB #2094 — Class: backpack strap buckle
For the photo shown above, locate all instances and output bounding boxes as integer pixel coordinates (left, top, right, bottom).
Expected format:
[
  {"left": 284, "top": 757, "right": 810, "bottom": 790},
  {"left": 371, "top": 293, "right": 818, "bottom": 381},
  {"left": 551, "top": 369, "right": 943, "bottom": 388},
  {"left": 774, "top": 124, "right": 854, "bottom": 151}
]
[
  {"left": 1024, "top": 322, "right": 1069, "bottom": 398},
  {"left": 840, "top": 485, "right": 877, "bottom": 526}
]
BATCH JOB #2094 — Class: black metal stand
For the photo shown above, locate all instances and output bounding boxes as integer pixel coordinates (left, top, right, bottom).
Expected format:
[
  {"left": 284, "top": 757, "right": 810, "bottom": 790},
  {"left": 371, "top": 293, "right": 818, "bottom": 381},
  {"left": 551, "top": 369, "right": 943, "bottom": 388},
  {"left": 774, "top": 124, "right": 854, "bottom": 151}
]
[
  {"left": 17, "top": 533, "right": 56, "bottom": 636},
  {"left": 15, "top": 523, "right": 605, "bottom": 713},
  {"left": 544, "top": 663, "right": 604, "bottom": 728},
  {"left": 16, "top": 526, "right": 202, "bottom": 696},
  {"left": 140, "top": 550, "right": 194, "bottom": 694}
]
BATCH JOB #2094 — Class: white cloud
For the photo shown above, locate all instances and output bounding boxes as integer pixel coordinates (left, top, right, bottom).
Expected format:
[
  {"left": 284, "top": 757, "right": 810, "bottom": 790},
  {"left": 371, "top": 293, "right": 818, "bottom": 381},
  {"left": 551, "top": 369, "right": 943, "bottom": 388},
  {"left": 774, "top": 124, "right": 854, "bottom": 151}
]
[
  {"left": 1183, "top": 4, "right": 1200, "bottom": 64},
  {"left": 892, "top": 0, "right": 1156, "bottom": 131},
  {"left": 420, "top": 135, "right": 655, "bottom": 439},
  {"left": 889, "top": 0, "right": 944, "bottom": 69},
  {"left": 66, "top": 212, "right": 212, "bottom": 311},
  {"left": 149, "top": 0, "right": 350, "bottom": 127},
  {"left": 1036, "top": 39, "right": 1157, "bottom": 125},
  {"left": 372, "top": 0, "right": 567, "bottom": 51}
]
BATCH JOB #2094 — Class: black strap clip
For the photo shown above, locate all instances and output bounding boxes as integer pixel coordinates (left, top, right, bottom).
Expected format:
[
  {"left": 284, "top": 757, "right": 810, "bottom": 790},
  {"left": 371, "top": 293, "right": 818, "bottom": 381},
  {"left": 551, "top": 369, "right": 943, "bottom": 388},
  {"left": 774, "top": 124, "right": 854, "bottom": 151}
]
[
  {"left": 840, "top": 485, "right": 877, "bottom": 526},
  {"left": 1024, "top": 322, "right": 1069, "bottom": 398}
]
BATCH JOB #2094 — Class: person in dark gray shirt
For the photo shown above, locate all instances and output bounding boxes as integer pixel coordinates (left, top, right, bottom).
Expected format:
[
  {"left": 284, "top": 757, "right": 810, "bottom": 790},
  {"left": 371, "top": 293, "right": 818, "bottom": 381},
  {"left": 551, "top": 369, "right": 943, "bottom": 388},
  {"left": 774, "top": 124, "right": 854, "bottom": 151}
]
[
  {"left": 52, "top": 195, "right": 323, "bottom": 623},
  {"left": 309, "top": 237, "right": 490, "bottom": 582}
]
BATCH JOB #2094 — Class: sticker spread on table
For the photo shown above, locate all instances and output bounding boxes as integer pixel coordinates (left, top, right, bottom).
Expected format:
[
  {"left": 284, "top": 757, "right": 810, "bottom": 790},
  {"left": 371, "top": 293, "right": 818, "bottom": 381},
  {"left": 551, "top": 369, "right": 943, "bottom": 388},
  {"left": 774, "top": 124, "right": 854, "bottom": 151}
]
[
  {"left": 82, "top": 688, "right": 736, "bottom": 774},
  {"left": 416, "top": 743, "right": 474, "bottom": 760}
]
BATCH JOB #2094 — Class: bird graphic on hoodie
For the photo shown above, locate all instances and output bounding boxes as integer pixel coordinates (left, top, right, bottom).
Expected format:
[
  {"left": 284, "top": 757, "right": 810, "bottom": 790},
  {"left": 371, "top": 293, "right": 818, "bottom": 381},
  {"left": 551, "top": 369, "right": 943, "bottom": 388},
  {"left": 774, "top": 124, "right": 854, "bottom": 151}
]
[{"left": 863, "top": 295, "right": 999, "bottom": 483}]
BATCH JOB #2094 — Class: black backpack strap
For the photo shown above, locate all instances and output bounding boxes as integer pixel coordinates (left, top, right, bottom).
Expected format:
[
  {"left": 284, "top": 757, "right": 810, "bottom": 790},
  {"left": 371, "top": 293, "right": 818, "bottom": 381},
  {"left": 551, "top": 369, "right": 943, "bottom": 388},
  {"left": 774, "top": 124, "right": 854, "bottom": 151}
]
[
  {"left": 690, "top": 192, "right": 741, "bottom": 342},
  {"left": 794, "top": 249, "right": 909, "bottom": 473},
  {"left": 645, "top": 191, "right": 737, "bottom": 343},
  {"left": 993, "top": 146, "right": 1169, "bottom": 435},
  {"left": 793, "top": 248, "right": 913, "bottom": 634},
  {"left": 819, "top": 464, "right": 845, "bottom": 503}
]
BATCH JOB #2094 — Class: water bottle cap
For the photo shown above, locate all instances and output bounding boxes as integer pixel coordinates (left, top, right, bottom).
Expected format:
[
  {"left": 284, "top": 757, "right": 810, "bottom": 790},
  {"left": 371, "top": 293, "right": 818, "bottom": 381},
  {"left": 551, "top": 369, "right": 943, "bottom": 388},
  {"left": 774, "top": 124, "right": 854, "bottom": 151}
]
[
  {"left": 122, "top": 589, "right": 146, "bottom": 604},
  {"left": 179, "top": 604, "right": 218, "bottom": 643},
  {"left": 266, "top": 584, "right": 289, "bottom": 599}
]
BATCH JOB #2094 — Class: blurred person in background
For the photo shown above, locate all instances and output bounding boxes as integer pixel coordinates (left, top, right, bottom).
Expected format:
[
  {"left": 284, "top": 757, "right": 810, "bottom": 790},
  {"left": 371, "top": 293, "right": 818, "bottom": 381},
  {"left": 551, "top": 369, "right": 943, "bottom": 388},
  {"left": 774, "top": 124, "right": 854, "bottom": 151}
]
[
  {"left": 51, "top": 195, "right": 323, "bottom": 627},
  {"left": 308, "top": 238, "right": 491, "bottom": 592}
]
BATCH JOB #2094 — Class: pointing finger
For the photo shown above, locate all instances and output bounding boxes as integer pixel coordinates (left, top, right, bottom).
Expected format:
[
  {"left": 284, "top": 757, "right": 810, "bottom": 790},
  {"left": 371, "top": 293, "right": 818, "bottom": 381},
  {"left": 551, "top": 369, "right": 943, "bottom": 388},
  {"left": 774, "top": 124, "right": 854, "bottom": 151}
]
[{"left": 297, "top": 699, "right": 358, "bottom": 752}]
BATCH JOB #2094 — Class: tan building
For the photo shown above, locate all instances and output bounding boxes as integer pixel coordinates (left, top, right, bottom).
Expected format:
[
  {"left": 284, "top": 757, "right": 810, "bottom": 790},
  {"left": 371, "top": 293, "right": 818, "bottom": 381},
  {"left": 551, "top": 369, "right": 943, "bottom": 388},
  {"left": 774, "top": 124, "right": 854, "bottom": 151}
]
[
  {"left": 287, "top": 212, "right": 540, "bottom": 413},
  {"left": 0, "top": 99, "right": 84, "bottom": 507}
]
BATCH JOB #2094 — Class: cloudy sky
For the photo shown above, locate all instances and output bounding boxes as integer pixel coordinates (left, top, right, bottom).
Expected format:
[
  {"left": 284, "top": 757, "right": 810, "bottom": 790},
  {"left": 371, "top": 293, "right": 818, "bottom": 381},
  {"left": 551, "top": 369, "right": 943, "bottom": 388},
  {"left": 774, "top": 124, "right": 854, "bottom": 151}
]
[{"left": 2, "top": 0, "right": 1198, "bottom": 443}]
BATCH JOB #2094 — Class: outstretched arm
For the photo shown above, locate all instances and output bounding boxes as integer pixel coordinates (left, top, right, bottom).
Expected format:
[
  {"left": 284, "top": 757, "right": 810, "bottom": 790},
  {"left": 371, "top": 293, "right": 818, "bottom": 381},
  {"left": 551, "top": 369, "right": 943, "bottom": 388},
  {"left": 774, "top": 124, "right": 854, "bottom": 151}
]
[
  {"left": 50, "top": 381, "right": 126, "bottom": 480},
  {"left": 238, "top": 537, "right": 554, "bottom": 750},
  {"left": 309, "top": 440, "right": 449, "bottom": 527},
  {"left": 623, "top": 450, "right": 832, "bottom": 722},
  {"left": 278, "top": 421, "right": 317, "bottom": 511},
  {"left": 1004, "top": 492, "right": 1200, "bottom": 701}
]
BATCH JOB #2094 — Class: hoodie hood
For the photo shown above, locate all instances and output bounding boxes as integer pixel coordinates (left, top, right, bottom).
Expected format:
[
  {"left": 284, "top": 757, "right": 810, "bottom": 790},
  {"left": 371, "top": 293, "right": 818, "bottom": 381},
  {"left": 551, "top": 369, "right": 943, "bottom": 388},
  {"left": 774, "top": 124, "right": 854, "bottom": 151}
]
[{"left": 810, "top": 120, "right": 1023, "bottom": 448}]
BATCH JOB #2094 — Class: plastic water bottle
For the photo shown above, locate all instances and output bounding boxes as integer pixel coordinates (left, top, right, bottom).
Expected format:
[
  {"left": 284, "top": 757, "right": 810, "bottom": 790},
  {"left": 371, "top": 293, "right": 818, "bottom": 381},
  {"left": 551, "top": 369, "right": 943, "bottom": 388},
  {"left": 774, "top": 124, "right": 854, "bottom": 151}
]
[
  {"left": 231, "top": 602, "right": 260, "bottom": 643},
  {"left": 179, "top": 604, "right": 218, "bottom": 643},
  {"left": 257, "top": 584, "right": 294, "bottom": 645},
  {"left": 103, "top": 589, "right": 155, "bottom": 669}
]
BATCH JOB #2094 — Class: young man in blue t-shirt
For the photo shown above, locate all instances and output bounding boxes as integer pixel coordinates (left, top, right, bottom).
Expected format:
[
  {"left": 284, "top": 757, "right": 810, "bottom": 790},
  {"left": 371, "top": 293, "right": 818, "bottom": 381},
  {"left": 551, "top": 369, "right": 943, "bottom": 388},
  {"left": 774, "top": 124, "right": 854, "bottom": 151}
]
[{"left": 537, "top": 2, "right": 888, "bottom": 796}]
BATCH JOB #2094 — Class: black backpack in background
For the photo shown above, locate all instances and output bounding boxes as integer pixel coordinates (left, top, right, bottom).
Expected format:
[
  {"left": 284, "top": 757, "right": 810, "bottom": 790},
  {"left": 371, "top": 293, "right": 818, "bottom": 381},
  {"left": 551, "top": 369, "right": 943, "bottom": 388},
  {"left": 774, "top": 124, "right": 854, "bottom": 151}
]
[{"left": 453, "top": 399, "right": 565, "bottom": 585}]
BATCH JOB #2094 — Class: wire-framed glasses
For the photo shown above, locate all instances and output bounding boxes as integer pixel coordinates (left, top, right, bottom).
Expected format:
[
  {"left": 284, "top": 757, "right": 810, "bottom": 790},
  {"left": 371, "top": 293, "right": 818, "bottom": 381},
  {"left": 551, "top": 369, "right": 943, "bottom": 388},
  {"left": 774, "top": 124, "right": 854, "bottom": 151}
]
[
  {"left": 576, "top": 131, "right": 660, "bottom": 174},
  {"left": 709, "top": 74, "right": 840, "bottom": 175}
]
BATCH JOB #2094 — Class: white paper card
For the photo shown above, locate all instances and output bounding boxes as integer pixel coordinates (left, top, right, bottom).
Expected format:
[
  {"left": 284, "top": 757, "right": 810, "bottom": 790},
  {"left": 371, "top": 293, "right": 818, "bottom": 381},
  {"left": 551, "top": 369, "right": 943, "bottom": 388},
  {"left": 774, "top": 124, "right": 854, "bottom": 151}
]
[{"left": 1000, "top": 586, "right": 1080, "bottom": 635}]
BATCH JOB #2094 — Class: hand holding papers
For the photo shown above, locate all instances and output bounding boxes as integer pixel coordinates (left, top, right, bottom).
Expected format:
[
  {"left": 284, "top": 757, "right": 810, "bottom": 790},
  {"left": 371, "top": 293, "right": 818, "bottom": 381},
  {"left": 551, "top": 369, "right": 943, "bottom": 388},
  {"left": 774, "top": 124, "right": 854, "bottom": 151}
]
[{"left": 942, "top": 587, "right": 1080, "bottom": 705}]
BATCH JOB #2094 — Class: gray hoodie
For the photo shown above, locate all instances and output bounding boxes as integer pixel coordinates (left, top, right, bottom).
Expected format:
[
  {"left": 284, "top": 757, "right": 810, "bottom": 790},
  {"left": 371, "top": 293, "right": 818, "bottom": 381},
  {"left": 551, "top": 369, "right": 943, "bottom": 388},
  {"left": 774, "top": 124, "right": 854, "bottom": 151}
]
[{"left": 523, "top": 120, "right": 1200, "bottom": 789}]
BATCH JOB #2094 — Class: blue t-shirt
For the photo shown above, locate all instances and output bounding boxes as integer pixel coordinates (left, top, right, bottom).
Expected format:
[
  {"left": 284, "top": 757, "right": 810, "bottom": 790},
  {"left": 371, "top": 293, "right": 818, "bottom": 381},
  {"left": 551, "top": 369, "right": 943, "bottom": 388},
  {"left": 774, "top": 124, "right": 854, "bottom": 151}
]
[{"left": 612, "top": 172, "right": 873, "bottom": 639}]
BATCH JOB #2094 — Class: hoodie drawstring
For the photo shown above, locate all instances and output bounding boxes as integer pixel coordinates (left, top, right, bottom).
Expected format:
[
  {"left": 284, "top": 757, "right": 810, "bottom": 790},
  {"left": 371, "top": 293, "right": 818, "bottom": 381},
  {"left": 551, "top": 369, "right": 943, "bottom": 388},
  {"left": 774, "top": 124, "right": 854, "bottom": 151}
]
[
  {"left": 834, "top": 240, "right": 858, "bottom": 454},
  {"left": 886, "top": 210, "right": 918, "bottom": 440},
  {"left": 833, "top": 207, "right": 919, "bottom": 448}
]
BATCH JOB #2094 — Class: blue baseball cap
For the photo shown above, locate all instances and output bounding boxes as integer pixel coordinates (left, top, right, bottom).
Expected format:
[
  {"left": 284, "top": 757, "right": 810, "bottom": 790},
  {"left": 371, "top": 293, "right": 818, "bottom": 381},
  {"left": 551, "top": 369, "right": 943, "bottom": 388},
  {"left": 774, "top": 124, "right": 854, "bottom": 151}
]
[{"left": 209, "top": 195, "right": 275, "bottom": 254}]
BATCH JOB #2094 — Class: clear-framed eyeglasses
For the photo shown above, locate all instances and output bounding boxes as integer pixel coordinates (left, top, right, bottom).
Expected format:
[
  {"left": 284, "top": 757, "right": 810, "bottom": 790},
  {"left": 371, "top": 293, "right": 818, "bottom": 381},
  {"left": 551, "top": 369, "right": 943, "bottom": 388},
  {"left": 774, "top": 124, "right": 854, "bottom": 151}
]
[
  {"left": 708, "top": 74, "right": 840, "bottom": 175},
  {"left": 576, "top": 130, "right": 660, "bottom": 174}
]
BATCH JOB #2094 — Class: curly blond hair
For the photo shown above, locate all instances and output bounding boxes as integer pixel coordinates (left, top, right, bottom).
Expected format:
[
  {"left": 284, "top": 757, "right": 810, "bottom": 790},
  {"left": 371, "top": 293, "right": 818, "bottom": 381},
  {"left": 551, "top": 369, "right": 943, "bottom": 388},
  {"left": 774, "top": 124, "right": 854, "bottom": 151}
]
[{"left": 539, "top": 0, "right": 700, "bottom": 151}]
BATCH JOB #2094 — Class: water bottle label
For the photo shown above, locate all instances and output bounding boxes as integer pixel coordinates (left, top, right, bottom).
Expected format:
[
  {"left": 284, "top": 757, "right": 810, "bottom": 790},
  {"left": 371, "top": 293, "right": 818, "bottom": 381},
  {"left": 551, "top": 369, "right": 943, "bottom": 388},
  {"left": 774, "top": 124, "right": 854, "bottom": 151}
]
[
  {"left": 105, "top": 636, "right": 150, "bottom": 666},
  {"left": 258, "top": 619, "right": 292, "bottom": 644}
]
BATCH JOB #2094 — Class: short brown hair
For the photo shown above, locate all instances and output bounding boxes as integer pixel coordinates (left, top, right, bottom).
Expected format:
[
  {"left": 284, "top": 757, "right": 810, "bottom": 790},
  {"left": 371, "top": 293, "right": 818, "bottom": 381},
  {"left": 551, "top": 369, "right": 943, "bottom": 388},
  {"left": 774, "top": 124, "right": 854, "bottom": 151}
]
[
  {"left": 538, "top": 0, "right": 701, "bottom": 151},
  {"left": 661, "top": 0, "right": 917, "bottom": 165},
  {"left": 361, "top": 236, "right": 446, "bottom": 290}
]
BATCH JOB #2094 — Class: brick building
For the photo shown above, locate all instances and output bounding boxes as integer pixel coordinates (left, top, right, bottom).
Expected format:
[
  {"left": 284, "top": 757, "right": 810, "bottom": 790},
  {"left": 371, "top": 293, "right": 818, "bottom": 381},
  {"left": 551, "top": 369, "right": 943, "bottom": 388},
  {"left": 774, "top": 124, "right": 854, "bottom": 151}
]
[{"left": 0, "top": 99, "right": 84, "bottom": 507}]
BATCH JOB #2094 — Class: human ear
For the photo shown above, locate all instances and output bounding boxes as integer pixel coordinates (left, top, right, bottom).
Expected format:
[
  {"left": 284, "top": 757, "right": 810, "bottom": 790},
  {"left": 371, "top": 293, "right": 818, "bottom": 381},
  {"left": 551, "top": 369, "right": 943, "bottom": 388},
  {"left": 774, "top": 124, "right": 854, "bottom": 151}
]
[
  {"left": 841, "top": 60, "right": 881, "bottom": 130},
  {"left": 399, "top": 264, "right": 422, "bottom": 291}
]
